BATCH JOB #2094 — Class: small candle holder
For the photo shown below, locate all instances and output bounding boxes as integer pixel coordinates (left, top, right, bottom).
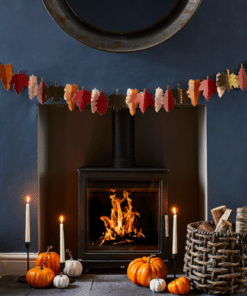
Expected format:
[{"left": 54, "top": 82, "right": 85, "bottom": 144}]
[
  {"left": 18, "top": 242, "right": 31, "bottom": 283},
  {"left": 60, "top": 262, "right": 65, "bottom": 273},
  {"left": 172, "top": 254, "right": 177, "bottom": 279}
]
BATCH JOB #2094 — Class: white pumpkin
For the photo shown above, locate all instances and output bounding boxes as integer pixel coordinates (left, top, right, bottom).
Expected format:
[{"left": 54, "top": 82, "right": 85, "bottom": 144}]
[
  {"left": 149, "top": 276, "right": 166, "bottom": 293},
  {"left": 53, "top": 273, "right": 70, "bottom": 289},
  {"left": 63, "top": 249, "right": 83, "bottom": 277}
]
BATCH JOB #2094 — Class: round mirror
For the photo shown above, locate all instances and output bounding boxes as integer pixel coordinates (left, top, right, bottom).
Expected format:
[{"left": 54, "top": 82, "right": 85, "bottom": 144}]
[
  {"left": 43, "top": 0, "right": 201, "bottom": 52},
  {"left": 67, "top": 0, "right": 176, "bottom": 32}
]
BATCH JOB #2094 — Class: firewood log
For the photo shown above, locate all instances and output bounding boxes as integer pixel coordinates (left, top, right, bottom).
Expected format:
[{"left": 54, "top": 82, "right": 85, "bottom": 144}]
[
  {"left": 215, "top": 209, "right": 233, "bottom": 232},
  {"left": 211, "top": 205, "right": 226, "bottom": 226},
  {"left": 198, "top": 221, "right": 214, "bottom": 232}
]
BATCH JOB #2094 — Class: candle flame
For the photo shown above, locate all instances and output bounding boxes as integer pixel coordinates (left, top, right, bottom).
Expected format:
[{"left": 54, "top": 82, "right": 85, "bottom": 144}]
[
  {"left": 26, "top": 195, "right": 30, "bottom": 203},
  {"left": 60, "top": 215, "right": 64, "bottom": 223},
  {"left": 172, "top": 207, "right": 177, "bottom": 215}
]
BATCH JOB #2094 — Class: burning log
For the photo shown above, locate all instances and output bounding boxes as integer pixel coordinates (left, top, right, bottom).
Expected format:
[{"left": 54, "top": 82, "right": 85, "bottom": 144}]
[{"left": 98, "top": 190, "right": 145, "bottom": 245}]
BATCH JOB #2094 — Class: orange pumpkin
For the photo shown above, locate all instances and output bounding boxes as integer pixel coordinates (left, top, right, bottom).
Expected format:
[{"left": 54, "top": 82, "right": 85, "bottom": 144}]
[
  {"left": 127, "top": 254, "right": 168, "bottom": 287},
  {"left": 26, "top": 262, "right": 55, "bottom": 288},
  {"left": 36, "top": 245, "right": 60, "bottom": 275},
  {"left": 168, "top": 276, "right": 190, "bottom": 295}
]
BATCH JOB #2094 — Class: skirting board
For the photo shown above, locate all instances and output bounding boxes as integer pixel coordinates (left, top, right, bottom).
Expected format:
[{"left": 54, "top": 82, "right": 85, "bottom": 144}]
[{"left": 0, "top": 253, "right": 37, "bottom": 276}]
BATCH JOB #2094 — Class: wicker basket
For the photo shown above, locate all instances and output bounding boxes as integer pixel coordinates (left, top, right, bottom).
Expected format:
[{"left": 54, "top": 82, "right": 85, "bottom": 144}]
[{"left": 183, "top": 221, "right": 247, "bottom": 295}]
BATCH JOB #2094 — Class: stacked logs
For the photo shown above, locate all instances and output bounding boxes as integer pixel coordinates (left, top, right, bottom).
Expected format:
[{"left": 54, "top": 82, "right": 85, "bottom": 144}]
[
  {"left": 197, "top": 205, "right": 233, "bottom": 232},
  {"left": 197, "top": 205, "right": 247, "bottom": 234}
]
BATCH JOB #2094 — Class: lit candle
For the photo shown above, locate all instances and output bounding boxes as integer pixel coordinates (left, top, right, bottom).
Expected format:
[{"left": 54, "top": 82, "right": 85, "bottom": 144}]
[
  {"left": 25, "top": 196, "right": 31, "bottom": 243},
  {"left": 59, "top": 215, "right": 65, "bottom": 263},
  {"left": 172, "top": 207, "right": 178, "bottom": 255}
]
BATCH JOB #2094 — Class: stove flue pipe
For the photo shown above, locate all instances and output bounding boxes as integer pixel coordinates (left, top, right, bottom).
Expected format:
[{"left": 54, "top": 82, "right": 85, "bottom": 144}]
[{"left": 111, "top": 109, "right": 135, "bottom": 168}]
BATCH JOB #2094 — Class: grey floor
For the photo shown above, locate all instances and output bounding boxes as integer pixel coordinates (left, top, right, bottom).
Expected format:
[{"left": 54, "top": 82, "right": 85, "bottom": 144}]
[{"left": 0, "top": 274, "right": 247, "bottom": 296}]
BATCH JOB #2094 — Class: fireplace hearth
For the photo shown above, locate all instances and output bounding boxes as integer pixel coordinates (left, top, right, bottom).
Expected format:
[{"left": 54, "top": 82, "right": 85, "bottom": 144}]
[
  {"left": 38, "top": 104, "right": 206, "bottom": 273},
  {"left": 78, "top": 109, "right": 168, "bottom": 269}
]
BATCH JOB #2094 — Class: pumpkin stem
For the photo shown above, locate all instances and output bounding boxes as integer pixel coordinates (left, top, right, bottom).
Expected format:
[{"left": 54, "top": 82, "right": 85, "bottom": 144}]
[
  {"left": 46, "top": 245, "right": 53, "bottom": 254},
  {"left": 66, "top": 249, "right": 73, "bottom": 260},
  {"left": 39, "top": 262, "right": 47, "bottom": 270},
  {"left": 148, "top": 254, "right": 156, "bottom": 264},
  {"left": 60, "top": 272, "right": 63, "bottom": 277}
]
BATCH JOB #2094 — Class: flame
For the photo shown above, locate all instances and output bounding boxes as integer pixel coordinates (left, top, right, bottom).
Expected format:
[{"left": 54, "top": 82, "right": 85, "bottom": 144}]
[
  {"left": 98, "top": 190, "right": 145, "bottom": 245},
  {"left": 60, "top": 215, "right": 64, "bottom": 223},
  {"left": 172, "top": 207, "right": 177, "bottom": 215},
  {"left": 26, "top": 195, "right": 30, "bottom": 203}
]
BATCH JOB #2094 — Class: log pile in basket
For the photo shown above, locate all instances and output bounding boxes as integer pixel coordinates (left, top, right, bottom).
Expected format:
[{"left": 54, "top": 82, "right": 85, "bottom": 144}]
[{"left": 183, "top": 205, "right": 247, "bottom": 295}]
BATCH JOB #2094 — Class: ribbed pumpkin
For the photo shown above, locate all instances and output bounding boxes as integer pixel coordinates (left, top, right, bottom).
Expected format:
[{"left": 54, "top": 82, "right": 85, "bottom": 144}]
[
  {"left": 127, "top": 254, "right": 168, "bottom": 287},
  {"left": 63, "top": 249, "right": 83, "bottom": 277},
  {"left": 26, "top": 262, "right": 55, "bottom": 288},
  {"left": 53, "top": 272, "right": 70, "bottom": 289},
  {"left": 167, "top": 276, "right": 190, "bottom": 295},
  {"left": 36, "top": 245, "right": 60, "bottom": 275}
]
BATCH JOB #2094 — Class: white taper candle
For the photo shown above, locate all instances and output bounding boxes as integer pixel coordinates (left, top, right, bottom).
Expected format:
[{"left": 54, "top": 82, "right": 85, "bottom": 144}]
[
  {"left": 25, "top": 196, "right": 30, "bottom": 243},
  {"left": 172, "top": 207, "right": 178, "bottom": 255},
  {"left": 60, "top": 215, "right": 65, "bottom": 262}
]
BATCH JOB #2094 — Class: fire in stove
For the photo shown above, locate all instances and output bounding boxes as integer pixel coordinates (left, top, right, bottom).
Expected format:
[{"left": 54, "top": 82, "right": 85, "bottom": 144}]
[{"left": 98, "top": 189, "right": 145, "bottom": 245}]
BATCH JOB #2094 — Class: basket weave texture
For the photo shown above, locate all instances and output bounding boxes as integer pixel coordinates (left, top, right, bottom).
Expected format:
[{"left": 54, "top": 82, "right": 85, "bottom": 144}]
[{"left": 183, "top": 221, "right": 247, "bottom": 295}]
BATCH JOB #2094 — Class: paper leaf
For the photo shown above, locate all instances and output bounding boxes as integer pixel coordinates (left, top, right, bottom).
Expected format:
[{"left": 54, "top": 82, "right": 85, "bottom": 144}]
[
  {"left": 171, "top": 84, "right": 189, "bottom": 106},
  {"left": 73, "top": 87, "right": 91, "bottom": 112},
  {"left": 64, "top": 84, "right": 78, "bottom": 111},
  {"left": 199, "top": 76, "right": 217, "bottom": 101},
  {"left": 126, "top": 88, "right": 138, "bottom": 116},
  {"left": 163, "top": 86, "right": 175, "bottom": 112},
  {"left": 91, "top": 88, "right": 100, "bottom": 113},
  {"left": 37, "top": 80, "right": 47, "bottom": 104},
  {"left": 108, "top": 92, "right": 127, "bottom": 111},
  {"left": 181, "top": 88, "right": 190, "bottom": 103},
  {"left": 226, "top": 69, "right": 239, "bottom": 91},
  {"left": 9, "top": 71, "right": 29, "bottom": 95},
  {"left": 237, "top": 64, "right": 247, "bottom": 91},
  {"left": 96, "top": 90, "right": 108, "bottom": 115},
  {"left": 46, "top": 83, "right": 64, "bottom": 102},
  {"left": 136, "top": 89, "right": 154, "bottom": 114},
  {"left": 187, "top": 79, "right": 201, "bottom": 106},
  {"left": 28, "top": 75, "right": 38, "bottom": 100},
  {"left": 216, "top": 73, "right": 226, "bottom": 97},
  {"left": 154, "top": 87, "right": 164, "bottom": 112},
  {"left": 0, "top": 64, "right": 13, "bottom": 91}
]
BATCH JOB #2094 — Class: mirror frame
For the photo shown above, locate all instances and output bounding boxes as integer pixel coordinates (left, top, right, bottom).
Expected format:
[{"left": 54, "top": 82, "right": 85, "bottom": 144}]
[{"left": 43, "top": 0, "right": 201, "bottom": 53}]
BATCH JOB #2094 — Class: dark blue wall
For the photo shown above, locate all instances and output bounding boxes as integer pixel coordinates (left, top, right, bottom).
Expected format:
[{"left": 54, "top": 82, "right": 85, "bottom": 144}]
[{"left": 1, "top": 0, "right": 247, "bottom": 252}]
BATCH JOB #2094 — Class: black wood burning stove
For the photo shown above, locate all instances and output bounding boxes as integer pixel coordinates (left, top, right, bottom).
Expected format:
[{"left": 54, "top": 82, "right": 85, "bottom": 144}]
[{"left": 78, "top": 109, "right": 168, "bottom": 269}]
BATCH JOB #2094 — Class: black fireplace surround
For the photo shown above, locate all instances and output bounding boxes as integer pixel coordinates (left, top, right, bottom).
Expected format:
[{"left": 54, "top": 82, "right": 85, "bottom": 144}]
[{"left": 78, "top": 109, "right": 168, "bottom": 269}]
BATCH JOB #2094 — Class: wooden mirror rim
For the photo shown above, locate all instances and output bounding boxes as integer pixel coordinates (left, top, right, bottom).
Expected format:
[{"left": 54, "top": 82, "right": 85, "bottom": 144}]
[{"left": 43, "top": 0, "right": 201, "bottom": 53}]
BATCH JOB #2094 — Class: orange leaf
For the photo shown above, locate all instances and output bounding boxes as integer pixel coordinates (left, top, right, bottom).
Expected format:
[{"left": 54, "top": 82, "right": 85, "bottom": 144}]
[
  {"left": 0, "top": 64, "right": 13, "bottom": 91},
  {"left": 126, "top": 89, "right": 138, "bottom": 116},
  {"left": 187, "top": 79, "right": 201, "bottom": 106},
  {"left": 64, "top": 84, "right": 78, "bottom": 111}
]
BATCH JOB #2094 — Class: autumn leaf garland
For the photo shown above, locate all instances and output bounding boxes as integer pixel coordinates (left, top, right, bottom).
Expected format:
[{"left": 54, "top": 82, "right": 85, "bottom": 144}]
[{"left": 1, "top": 62, "right": 247, "bottom": 114}]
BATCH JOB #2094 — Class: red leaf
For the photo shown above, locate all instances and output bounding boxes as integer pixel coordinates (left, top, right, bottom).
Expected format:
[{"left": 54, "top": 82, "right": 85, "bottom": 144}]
[
  {"left": 237, "top": 64, "right": 247, "bottom": 91},
  {"left": 9, "top": 71, "right": 29, "bottom": 95},
  {"left": 37, "top": 80, "right": 47, "bottom": 104},
  {"left": 199, "top": 76, "right": 217, "bottom": 101},
  {"left": 136, "top": 89, "right": 154, "bottom": 114},
  {"left": 96, "top": 90, "right": 108, "bottom": 115},
  {"left": 73, "top": 87, "right": 91, "bottom": 112},
  {"left": 163, "top": 86, "right": 175, "bottom": 112}
]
